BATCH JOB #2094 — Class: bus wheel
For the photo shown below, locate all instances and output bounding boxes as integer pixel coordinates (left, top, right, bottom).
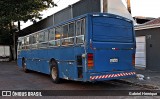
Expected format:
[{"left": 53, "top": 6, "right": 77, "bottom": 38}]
[
  {"left": 50, "top": 61, "right": 60, "bottom": 84},
  {"left": 22, "top": 59, "right": 28, "bottom": 73}
]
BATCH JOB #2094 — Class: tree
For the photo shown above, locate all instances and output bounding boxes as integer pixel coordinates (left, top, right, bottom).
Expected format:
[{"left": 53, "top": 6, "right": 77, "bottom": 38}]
[
  {"left": 0, "top": 15, "right": 13, "bottom": 45},
  {"left": 0, "top": 27, "right": 12, "bottom": 45},
  {"left": 0, "top": 0, "right": 56, "bottom": 60},
  {"left": 0, "top": 0, "right": 55, "bottom": 30}
]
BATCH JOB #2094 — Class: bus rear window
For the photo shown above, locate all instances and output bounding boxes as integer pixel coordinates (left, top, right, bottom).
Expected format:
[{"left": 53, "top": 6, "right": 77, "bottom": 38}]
[{"left": 92, "top": 17, "right": 134, "bottom": 43}]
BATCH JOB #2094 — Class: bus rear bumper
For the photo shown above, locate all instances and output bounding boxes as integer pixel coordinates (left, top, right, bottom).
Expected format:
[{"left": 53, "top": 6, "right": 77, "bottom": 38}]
[{"left": 88, "top": 71, "right": 136, "bottom": 81}]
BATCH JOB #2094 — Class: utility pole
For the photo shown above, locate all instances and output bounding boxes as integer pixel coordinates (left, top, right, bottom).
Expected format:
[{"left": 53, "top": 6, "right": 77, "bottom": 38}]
[
  {"left": 127, "top": 0, "right": 131, "bottom": 14},
  {"left": 102, "top": 0, "right": 108, "bottom": 12}
]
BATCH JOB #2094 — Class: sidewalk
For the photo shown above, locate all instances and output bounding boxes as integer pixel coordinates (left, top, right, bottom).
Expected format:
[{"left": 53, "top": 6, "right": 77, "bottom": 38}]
[{"left": 124, "top": 68, "right": 160, "bottom": 90}]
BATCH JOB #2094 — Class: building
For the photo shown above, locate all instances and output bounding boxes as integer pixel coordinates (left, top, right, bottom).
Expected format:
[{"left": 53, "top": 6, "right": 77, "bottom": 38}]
[
  {"left": 19, "top": 0, "right": 134, "bottom": 36},
  {"left": 19, "top": 0, "right": 101, "bottom": 37},
  {"left": 19, "top": 0, "right": 160, "bottom": 71},
  {"left": 134, "top": 16, "right": 154, "bottom": 24},
  {"left": 135, "top": 18, "right": 160, "bottom": 71}
]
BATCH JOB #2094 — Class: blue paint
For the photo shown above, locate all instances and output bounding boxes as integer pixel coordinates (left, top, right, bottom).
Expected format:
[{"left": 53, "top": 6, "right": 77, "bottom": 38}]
[{"left": 17, "top": 13, "right": 136, "bottom": 82}]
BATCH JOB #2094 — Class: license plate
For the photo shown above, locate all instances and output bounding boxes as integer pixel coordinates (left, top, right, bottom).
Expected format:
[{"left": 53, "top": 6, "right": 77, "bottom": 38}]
[{"left": 110, "top": 58, "right": 118, "bottom": 63}]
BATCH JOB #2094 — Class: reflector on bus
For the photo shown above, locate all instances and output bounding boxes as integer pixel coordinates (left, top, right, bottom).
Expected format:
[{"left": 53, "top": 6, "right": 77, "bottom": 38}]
[{"left": 88, "top": 53, "right": 94, "bottom": 69}]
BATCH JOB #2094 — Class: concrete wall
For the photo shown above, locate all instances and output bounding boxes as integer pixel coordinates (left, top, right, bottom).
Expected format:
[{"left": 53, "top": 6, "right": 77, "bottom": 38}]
[
  {"left": 54, "top": 7, "right": 72, "bottom": 25},
  {"left": 20, "top": 0, "right": 133, "bottom": 37},
  {"left": 136, "top": 27, "right": 160, "bottom": 71},
  {"left": 19, "top": 15, "right": 54, "bottom": 37},
  {"left": 72, "top": 0, "right": 100, "bottom": 17},
  {"left": 20, "top": 0, "right": 101, "bottom": 37}
]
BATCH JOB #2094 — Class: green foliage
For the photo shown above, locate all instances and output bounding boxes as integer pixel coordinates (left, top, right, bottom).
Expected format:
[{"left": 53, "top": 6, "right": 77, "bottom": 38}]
[
  {"left": 0, "top": 27, "right": 12, "bottom": 45},
  {"left": 0, "top": 0, "right": 55, "bottom": 23},
  {"left": 0, "top": 0, "right": 55, "bottom": 45}
]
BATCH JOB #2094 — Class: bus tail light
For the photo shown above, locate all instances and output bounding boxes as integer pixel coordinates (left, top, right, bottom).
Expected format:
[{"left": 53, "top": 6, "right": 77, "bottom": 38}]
[
  {"left": 88, "top": 53, "right": 94, "bottom": 69},
  {"left": 132, "top": 54, "right": 135, "bottom": 66}
]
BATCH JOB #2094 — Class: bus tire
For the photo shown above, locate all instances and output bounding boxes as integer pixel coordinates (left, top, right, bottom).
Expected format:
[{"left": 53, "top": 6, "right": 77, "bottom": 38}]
[
  {"left": 50, "top": 60, "right": 60, "bottom": 84},
  {"left": 22, "top": 58, "right": 29, "bottom": 73}
]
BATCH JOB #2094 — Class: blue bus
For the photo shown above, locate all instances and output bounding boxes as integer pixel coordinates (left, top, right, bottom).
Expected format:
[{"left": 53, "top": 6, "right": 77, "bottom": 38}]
[{"left": 17, "top": 13, "right": 136, "bottom": 83}]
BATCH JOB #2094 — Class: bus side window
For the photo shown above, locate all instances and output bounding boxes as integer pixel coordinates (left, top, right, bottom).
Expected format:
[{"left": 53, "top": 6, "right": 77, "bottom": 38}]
[
  {"left": 39, "top": 30, "right": 48, "bottom": 48},
  {"left": 29, "top": 35, "right": 32, "bottom": 45},
  {"left": 76, "top": 19, "right": 85, "bottom": 44},
  {"left": 49, "top": 28, "right": 56, "bottom": 47},
  {"left": 18, "top": 38, "right": 23, "bottom": 50},
  {"left": 18, "top": 42, "right": 22, "bottom": 50},
  {"left": 55, "top": 26, "right": 62, "bottom": 46},
  {"left": 62, "top": 24, "right": 69, "bottom": 46},
  {"left": 29, "top": 35, "right": 33, "bottom": 49},
  {"left": 32, "top": 33, "right": 38, "bottom": 49},
  {"left": 17, "top": 38, "right": 23, "bottom": 57},
  {"left": 68, "top": 23, "right": 74, "bottom": 44},
  {"left": 21, "top": 37, "right": 25, "bottom": 49},
  {"left": 81, "top": 19, "right": 85, "bottom": 36},
  {"left": 62, "top": 23, "right": 74, "bottom": 46},
  {"left": 24, "top": 37, "right": 27, "bottom": 49},
  {"left": 25, "top": 36, "right": 30, "bottom": 49}
]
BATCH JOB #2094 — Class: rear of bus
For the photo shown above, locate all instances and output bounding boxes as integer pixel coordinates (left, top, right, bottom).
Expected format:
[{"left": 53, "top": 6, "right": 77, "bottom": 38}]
[{"left": 86, "top": 13, "right": 136, "bottom": 81}]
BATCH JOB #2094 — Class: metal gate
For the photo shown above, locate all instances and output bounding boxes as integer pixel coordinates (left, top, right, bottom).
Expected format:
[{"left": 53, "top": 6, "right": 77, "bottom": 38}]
[
  {"left": 0, "top": 46, "right": 10, "bottom": 61},
  {"left": 135, "top": 36, "right": 146, "bottom": 68}
]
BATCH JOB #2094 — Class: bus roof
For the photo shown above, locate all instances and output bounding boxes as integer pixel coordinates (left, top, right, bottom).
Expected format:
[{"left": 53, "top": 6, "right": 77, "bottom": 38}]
[{"left": 19, "top": 13, "right": 133, "bottom": 38}]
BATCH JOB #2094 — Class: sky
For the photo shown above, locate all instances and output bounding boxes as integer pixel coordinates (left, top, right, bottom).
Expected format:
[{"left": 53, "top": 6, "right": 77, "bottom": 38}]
[
  {"left": 21, "top": 0, "right": 160, "bottom": 29},
  {"left": 128, "top": 0, "right": 160, "bottom": 18}
]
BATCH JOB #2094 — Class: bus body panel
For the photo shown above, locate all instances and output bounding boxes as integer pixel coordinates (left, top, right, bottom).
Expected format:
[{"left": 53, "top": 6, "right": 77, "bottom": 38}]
[
  {"left": 93, "top": 49, "right": 134, "bottom": 72},
  {"left": 17, "top": 13, "right": 136, "bottom": 82},
  {"left": 84, "top": 14, "right": 136, "bottom": 81},
  {"left": 17, "top": 46, "right": 85, "bottom": 80}
]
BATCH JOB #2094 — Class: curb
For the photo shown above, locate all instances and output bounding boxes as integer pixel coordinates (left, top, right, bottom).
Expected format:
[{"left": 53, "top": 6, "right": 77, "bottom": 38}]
[{"left": 118, "top": 79, "right": 159, "bottom": 90}]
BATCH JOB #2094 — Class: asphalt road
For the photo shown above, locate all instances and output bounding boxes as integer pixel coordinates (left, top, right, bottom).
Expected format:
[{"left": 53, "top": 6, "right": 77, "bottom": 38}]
[
  {"left": 0, "top": 62, "right": 159, "bottom": 98},
  {"left": 0, "top": 62, "right": 140, "bottom": 90}
]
